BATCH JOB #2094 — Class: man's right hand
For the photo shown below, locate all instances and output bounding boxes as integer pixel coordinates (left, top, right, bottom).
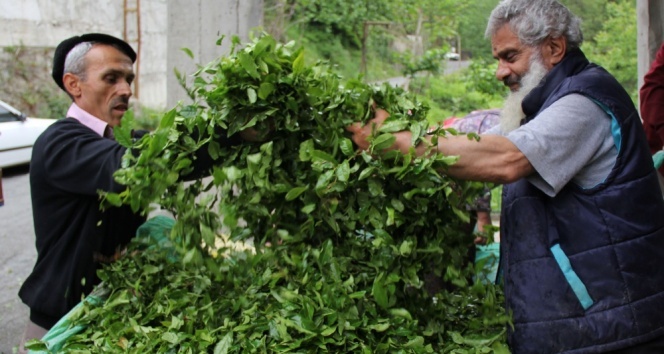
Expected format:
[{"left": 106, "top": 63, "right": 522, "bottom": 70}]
[{"left": 346, "top": 108, "right": 390, "bottom": 151}]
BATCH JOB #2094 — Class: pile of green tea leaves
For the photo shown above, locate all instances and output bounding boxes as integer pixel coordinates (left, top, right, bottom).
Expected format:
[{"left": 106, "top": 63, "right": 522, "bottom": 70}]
[{"left": 52, "top": 34, "right": 509, "bottom": 352}]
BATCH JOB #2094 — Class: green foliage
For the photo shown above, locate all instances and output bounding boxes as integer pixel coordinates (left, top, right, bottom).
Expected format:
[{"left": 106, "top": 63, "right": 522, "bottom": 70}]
[
  {"left": 410, "top": 69, "right": 504, "bottom": 120},
  {"left": 283, "top": 0, "right": 463, "bottom": 52},
  {"left": 0, "top": 45, "right": 70, "bottom": 118},
  {"left": 457, "top": 0, "right": 500, "bottom": 60},
  {"left": 399, "top": 49, "right": 447, "bottom": 78},
  {"left": 463, "top": 59, "right": 506, "bottom": 99},
  {"left": 264, "top": 0, "right": 469, "bottom": 82},
  {"left": 286, "top": 0, "right": 395, "bottom": 48},
  {"left": 59, "top": 238, "right": 508, "bottom": 353},
  {"left": 391, "top": 0, "right": 466, "bottom": 50},
  {"left": 582, "top": 0, "right": 638, "bottom": 101},
  {"left": 282, "top": 26, "right": 400, "bottom": 82},
  {"left": 122, "top": 105, "right": 166, "bottom": 131},
  {"left": 56, "top": 34, "right": 508, "bottom": 352},
  {"left": 490, "top": 185, "right": 502, "bottom": 214},
  {"left": 560, "top": 0, "right": 607, "bottom": 41}
]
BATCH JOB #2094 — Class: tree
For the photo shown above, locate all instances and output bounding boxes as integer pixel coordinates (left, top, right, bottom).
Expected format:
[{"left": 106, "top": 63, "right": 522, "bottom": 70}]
[
  {"left": 583, "top": 0, "right": 638, "bottom": 100},
  {"left": 389, "top": 0, "right": 465, "bottom": 52},
  {"left": 457, "top": 0, "right": 500, "bottom": 60},
  {"left": 560, "top": 0, "right": 607, "bottom": 41}
]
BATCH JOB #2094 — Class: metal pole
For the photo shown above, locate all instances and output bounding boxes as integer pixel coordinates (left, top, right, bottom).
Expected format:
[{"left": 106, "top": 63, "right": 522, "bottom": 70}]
[{"left": 362, "top": 22, "right": 368, "bottom": 75}]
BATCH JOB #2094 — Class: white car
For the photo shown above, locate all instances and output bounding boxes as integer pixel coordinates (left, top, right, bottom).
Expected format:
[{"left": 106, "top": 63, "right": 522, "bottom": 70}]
[
  {"left": 0, "top": 100, "right": 56, "bottom": 168},
  {"left": 445, "top": 52, "right": 460, "bottom": 61}
]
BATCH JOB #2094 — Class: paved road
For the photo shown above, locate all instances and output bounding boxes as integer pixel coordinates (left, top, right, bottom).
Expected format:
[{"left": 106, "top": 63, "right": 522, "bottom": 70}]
[
  {"left": 0, "top": 166, "right": 34, "bottom": 353},
  {"left": 378, "top": 59, "right": 471, "bottom": 90}
]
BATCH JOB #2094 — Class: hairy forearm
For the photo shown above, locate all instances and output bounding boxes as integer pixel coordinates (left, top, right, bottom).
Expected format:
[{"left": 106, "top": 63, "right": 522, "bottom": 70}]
[{"left": 394, "top": 131, "right": 534, "bottom": 183}]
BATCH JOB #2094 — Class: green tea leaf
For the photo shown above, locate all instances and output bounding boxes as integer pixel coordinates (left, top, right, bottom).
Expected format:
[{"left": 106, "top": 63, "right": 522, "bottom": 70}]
[
  {"left": 285, "top": 186, "right": 308, "bottom": 201},
  {"left": 371, "top": 133, "right": 396, "bottom": 151},
  {"left": 214, "top": 333, "right": 233, "bottom": 354},
  {"left": 247, "top": 87, "right": 257, "bottom": 103},
  {"left": 378, "top": 120, "right": 409, "bottom": 133},
  {"left": 339, "top": 138, "right": 355, "bottom": 157},
  {"left": 336, "top": 160, "right": 350, "bottom": 182},
  {"left": 159, "top": 109, "right": 177, "bottom": 130},
  {"left": 258, "top": 83, "right": 275, "bottom": 100},
  {"left": 181, "top": 47, "right": 194, "bottom": 59},
  {"left": 292, "top": 50, "right": 305, "bottom": 75},
  {"left": 162, "top": 332, "right": 179, "bottom": 344},
  {"left": 372, "top": 274, "right": 388, "bottom": 309},
  {"left": 238, "top": 51, "right": 260, "bottom": 79}
]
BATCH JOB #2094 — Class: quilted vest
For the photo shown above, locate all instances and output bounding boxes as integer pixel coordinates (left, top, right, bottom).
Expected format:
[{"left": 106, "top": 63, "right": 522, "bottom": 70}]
[{"left": 500, "top": 49, "right": 664, "bottom": 353}]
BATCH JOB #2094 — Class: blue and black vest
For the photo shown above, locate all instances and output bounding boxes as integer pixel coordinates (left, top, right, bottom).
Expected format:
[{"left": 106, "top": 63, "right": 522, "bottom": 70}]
[{"left": 501, "top": 49, "right": 664, "bottom": 353}]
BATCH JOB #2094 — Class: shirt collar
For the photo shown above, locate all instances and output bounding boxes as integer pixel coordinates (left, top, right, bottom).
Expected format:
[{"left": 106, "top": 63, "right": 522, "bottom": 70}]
[{"left": 67, "top": 103, "right": 110, "bottom": 138}]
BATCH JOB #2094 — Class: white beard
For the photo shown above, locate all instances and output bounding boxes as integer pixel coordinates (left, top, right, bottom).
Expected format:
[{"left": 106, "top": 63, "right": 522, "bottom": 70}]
[{"left": 499, "top": 55, "right": 549, "bottom": 133}]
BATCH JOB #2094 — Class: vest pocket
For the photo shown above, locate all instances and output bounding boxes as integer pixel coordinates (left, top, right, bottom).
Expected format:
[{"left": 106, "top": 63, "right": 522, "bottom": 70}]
[{"left": 550, "top": 244, "right": 594, "bottom": 310}]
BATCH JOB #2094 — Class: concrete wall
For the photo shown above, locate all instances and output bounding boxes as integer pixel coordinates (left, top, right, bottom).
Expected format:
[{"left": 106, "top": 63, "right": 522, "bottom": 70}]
[
  {"left": 166, "top": 0, "right": 263, "bottom": 107},
  {"left": 133, "top": 0, "right": 169, "bottom": 109},
  {"left": 0, "top": 0, "right": 263, "bottom": 110},
  {"left": 0, "top": 0, "right": 125, "bottom": 47}
]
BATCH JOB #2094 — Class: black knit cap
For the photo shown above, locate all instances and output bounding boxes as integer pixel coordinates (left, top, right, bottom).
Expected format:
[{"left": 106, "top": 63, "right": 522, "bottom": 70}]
[{"left": 52, "top": 33, "right": 137, "bottom": 91}]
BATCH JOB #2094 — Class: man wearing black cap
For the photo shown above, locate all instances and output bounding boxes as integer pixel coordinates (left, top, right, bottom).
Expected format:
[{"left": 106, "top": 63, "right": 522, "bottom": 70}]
[
  {"left": 16, "top": 32, "right": 142, "bottom": 350},
  {"left": 17, "top": 33, "right": 251, "bottom": 350}
]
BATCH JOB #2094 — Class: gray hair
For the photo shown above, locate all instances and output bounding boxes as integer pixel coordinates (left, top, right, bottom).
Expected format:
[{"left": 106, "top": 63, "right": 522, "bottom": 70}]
[
  {"left": 485, "top": 0, "right": 583, "bottom": 51},
  {"left": 63, "top": 41, "right": 94, "bottom": 81}
]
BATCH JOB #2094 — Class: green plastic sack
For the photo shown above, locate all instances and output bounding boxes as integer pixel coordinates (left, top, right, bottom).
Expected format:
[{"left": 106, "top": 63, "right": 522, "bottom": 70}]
[
  {"left": 653, "top": 150, "right": 664, "bottom": 169},
  {"left": 25, "top": 286, "right": 107, "bottom": 353},
  {"left": 475, "top": 243, "right": 500, "bottom": 284},
  {"left": 135, "top": 214, "right": 178, "bottom": 261},
  {"left": 26, "top": 216, "right": 175, "bottom": 353}
]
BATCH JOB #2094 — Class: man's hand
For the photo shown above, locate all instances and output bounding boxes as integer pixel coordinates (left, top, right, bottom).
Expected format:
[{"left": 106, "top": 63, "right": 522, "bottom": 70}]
[
  {"left": 239, "top": 119, "right": 275, "bottom": 142},
  {"left": 346, "top": 108, "right": 390, "bottom": 151},
  {"left": 239, "top": 127, "right": 263, "bottom": 142}
]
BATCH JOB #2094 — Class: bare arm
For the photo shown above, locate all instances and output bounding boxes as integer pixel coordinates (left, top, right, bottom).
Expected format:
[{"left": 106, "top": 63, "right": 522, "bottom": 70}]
[
  {"left": 398, "top": 130, "right": 533, "bottom": 183},
  {"left": 348, "top": 109, "right": 534, "bottom": 184}
]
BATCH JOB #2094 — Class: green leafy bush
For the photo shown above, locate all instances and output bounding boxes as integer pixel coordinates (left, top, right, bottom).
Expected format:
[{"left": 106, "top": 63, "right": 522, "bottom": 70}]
[
  {"left": 285, "top": 26, "right": 399, "bottom": 82},
  {"left": 411, "top": 76, "right": 489, "bottom": 119},
  {"left": 0, "top": 45, "right": 70, "bottom": 118},
  {"left": 122, "top": 105, "right": 165, "bottom": 131},
  {"left": 463, "top": 60, "right": 506, "bottom": 99},
  {"left": 399, "top": 49, "right": 447, "bottom": 78},
  {"left": 409, "top": 60, "right": 506, "bottom": 120},
  {"left": 56, "top": 35, "right": 508, "bottom": 353}
]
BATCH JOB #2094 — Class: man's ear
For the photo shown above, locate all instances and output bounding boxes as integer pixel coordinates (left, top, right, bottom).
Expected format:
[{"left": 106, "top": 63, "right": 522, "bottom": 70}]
[
  {"left": 62, "top": 73, "right": 81, "bottom": 98},
  {"left": 543, "top": 36, "right": 566, "bottom": 67}
]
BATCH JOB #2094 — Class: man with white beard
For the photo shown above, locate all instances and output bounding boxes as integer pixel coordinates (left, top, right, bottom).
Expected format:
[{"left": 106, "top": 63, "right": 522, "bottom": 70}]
[
  {"left": 349, "top": 0, "right": 664, "bottom": 352},
  {"left": 495, "top": 51, "right": 547, "bottom": 133}
]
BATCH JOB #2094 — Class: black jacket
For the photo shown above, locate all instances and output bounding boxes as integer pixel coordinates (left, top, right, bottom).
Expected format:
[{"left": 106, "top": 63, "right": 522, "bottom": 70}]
[{"left": 19, "top": 117, "right": 241, "bottom": 328}]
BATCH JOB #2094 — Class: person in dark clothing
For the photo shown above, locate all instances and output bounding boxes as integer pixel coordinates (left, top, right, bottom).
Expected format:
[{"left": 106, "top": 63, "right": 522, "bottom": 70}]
[
  {"left": 349, "top": 1, "right": 664, "bottom": 352},
  {"left": 17, "top": 33, "right": 251, "bottom": 351},
  {"left": 639, "top": 42, "right": 664, "bottom": 192}
]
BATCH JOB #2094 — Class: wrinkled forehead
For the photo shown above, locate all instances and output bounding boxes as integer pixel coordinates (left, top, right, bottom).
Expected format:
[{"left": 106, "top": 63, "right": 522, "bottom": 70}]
[{"left": 491, "top": 24, "right": 524, "bottom": 56}]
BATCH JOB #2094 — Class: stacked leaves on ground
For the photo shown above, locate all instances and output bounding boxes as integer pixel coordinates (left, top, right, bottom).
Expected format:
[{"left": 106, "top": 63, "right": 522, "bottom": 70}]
[{"left": 61, "top": 35, "right": 509, "bottom": 353}]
